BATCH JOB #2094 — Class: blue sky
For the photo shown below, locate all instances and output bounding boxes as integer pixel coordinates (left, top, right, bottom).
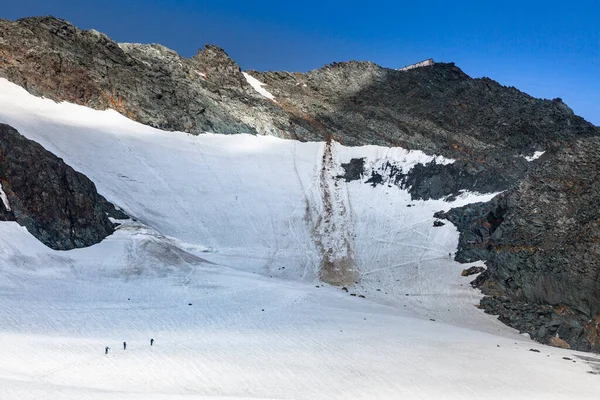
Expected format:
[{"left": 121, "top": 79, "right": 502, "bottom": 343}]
[{"left": 2, "top": 0, "right": 599, "bottom": 125}]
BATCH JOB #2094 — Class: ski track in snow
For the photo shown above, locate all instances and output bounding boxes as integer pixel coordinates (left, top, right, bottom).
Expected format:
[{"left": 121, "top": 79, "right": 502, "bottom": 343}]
[{"left": 0, "top": 78, "right": 599, "bottom": 399}]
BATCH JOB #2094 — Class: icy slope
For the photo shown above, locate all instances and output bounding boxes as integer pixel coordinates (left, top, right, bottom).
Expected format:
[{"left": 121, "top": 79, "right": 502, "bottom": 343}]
[
  {"left": 1, "top": 220, "right": 600, "bottom": 399},
  {"left": 0, "top": 78, "right": 599, "bottom": 399},
  {"left": 0, "top": 79, "right": 471, "bottom": 280}
]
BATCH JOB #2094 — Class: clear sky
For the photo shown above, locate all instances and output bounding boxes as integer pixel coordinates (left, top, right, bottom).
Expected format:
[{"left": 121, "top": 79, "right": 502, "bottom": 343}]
[{"left": 2, "top": 0, "right": 599, "bottom": 125}]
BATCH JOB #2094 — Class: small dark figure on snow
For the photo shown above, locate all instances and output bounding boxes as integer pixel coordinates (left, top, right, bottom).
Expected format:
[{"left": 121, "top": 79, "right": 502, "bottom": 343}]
[
  {"left": 123, "top": 341, "right": 127, "bottom": 350},
  {"left": 150, "top": 338, "right": 154, "bottom": 346},
  {"left": 105, "top": 346, "right": 110, "bottom": 354}
]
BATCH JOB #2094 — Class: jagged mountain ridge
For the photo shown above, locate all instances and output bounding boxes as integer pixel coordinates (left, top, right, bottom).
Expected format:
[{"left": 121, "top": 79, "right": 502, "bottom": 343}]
[
  {"left": 1, "top": 16, "right": 597, "bottom": 152},
  {"left": 1, "top": 15, "right": 600, "bottom": 352},
  {"left": 0, "top": 16, "right": 302, "bottom": 137}
]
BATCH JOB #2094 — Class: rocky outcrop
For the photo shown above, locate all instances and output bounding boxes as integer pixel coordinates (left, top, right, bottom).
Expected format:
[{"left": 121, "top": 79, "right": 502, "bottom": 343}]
[
  {"left": 437, "top": 138, "right": 600, "bottom": 351},
  {"left": 0, "top": 16, "right": 305, "bottom": 138},
  {"left": 341, "top": 156, "right": 528, "bottom": 201},
  {"left": 0, "top": 123, "right": 126, "bottom": 250},
  {"left": 255, "top": 62, "right": 597, "bottom": 152}
]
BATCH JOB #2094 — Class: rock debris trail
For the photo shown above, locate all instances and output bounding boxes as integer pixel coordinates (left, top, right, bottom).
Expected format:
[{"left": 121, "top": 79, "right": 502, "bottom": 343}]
[{"left": 311, "top": 139, "right": 358, "bottom": 286}]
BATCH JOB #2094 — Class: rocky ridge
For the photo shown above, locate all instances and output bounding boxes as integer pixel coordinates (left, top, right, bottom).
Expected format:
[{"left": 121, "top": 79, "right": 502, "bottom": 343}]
[
  {"left": 0, "top": 16, "right": 306, "bottom": 137},
  {"left": 436, "top": 137, "right": 600, "bottom": 351},
  {"left": 0, "top": 123, "right": 126, "bottom": 250}
]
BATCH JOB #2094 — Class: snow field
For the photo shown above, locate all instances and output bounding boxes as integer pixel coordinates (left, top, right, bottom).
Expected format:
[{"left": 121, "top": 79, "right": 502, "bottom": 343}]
[{"left": 0, "top": 78, "right": 599, "bottom": 398}]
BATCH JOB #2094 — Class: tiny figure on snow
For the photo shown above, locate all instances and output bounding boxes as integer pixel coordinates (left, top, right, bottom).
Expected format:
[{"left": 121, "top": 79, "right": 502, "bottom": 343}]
[
  {"left": 123, "top": 341, "right": 127, "bottom": 350},
  {"left": 105, "top": 346, "right": 110, "bottom": 354},
  {"left": 150, "top": 338, "right": 154, "bottom": 346},
  {"left": 448, "top": 252, "right": 452, "bottom": 259}
]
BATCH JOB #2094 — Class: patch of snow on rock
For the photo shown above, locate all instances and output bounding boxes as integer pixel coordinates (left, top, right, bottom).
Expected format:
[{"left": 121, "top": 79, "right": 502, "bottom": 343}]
[
  {"left": 0, "top": 182, "right": 10, "bottom": 211},
  {"left": 243, "top": 72, "right": 275, "bottom": 101},
  {"left": 524, "top": 151, "right": 545, "bottom": 162}
]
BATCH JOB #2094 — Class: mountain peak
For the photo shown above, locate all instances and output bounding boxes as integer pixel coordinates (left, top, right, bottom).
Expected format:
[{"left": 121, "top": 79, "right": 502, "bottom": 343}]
[
  {"left": 193, "top": 44, "right": 241, "bottom": 71},
  {"left": 191, "top": 44, "right": 246, "bottom": 88}
]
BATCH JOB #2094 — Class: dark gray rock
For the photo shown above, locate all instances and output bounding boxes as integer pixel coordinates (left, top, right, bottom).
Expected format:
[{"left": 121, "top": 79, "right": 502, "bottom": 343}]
[
  {"left": 258, "top": 62, "right": 596, "bottom": 151},
  {"left": 440, "top": 137, "right": 600, "bottom": 351},
  {"left": 347, "top": 155, "right": 526, "bottom": 201},
  {"left": 338, "top": 158, "right": 365, "bottom": 182},
  {"left": 0, "top": 123, "right": 125, "bottom": 250},
  {"left": 461, "top": 266, "right": 485, "bottom": 276},
  {"left": 398, "top": 157, "right": 525, "bottom": 200}
]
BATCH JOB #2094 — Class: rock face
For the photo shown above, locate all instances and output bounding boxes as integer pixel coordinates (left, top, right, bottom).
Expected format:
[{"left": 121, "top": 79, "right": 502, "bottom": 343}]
[
  {"left": 255, "top": 62, "right": 595, "bottom": 151},
  {"left": 341, "top": 157, "right": 528, "bottom": 201},
  {"left": 0, "top": 123, "right": 126, "bottom": 250},
  {"left": 0, "top": 16, "right": 305, "bottom": 137},
  {"left": 437, "top": 137, "right": 600, "bottom": 351}
]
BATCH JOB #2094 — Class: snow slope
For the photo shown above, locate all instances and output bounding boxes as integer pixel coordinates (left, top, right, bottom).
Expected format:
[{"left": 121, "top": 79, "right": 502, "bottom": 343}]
[{"left": 0, "top": 78, "right": 599, "bottom": 399}]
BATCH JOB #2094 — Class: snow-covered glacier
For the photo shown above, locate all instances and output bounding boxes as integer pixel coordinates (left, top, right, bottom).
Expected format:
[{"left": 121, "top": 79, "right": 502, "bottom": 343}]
[{"left": 0, "top": 78, "right": 598, "bottom": 399}]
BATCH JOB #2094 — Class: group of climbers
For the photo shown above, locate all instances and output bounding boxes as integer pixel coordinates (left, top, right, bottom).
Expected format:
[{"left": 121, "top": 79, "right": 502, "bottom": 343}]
[{"left": 105, "top": 338, "right": 154, "bottom": 354}]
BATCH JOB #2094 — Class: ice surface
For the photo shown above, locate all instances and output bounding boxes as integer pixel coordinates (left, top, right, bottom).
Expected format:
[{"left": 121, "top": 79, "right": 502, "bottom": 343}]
[{"left": 0, "top": 78, "right": 598, "bottom": 399}]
